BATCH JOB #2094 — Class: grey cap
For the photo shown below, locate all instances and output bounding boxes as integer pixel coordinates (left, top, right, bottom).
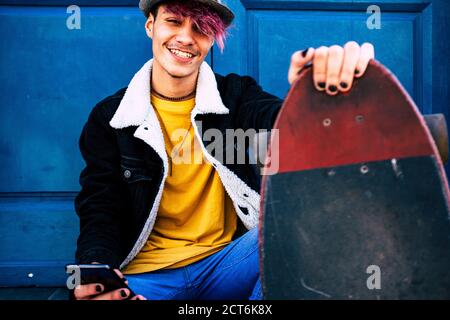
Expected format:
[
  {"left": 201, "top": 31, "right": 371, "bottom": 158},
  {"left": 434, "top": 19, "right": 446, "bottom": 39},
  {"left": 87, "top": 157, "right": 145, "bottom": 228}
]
[{"left": 139, "top": 0, "right": 234, "bottom": 27}]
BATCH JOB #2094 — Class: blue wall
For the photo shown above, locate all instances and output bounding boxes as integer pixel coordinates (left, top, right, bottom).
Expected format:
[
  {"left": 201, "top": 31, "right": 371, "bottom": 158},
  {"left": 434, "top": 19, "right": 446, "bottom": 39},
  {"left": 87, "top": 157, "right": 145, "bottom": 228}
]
[{"left": 0, "top": 0, "right": 448, "bottom": 286}]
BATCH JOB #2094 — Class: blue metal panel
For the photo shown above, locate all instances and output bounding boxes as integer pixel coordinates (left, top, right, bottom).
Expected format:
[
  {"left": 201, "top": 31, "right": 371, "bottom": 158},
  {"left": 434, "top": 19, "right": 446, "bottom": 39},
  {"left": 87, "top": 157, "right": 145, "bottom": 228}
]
[
  {"left": 0, "top": 261, "right": 72, "bottom": 287},
  {"left": 0, "top": 6, "right": 150, "bottom": 192},
  {"left": 0, "top": 195, "right": 77, "bottom": 286},
  {"left": 432, "top": 0, "right": 450, "bottom": 119},
  {"left": 0, "top": 196, "right": 77, "bottom": 261},
  {"left": 249, "top": 10, "right": 418, "bottom": 100},
  {"left": 0, "top": 0, "right": 448, "bottom": 288},
  {"left": 0, "top": 1, "right": 137, "bottom": 4},
  {"left": 241, "top": 0, "right": 430, "bottom": 11}
]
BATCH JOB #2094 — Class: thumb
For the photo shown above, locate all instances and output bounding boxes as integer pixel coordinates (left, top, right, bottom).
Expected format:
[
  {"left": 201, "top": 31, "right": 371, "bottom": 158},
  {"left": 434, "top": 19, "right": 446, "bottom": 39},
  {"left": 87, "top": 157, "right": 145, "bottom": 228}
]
[
  {"left": 114, "top": 269, "right": 128, "bottom": 285},
  {"left": 288, "top": 48, "right": 315, "bottom": 85}
]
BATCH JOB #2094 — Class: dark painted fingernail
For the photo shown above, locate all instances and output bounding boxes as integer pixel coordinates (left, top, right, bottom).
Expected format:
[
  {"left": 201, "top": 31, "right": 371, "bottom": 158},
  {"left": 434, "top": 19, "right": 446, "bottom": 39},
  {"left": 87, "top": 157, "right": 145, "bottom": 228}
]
[
  {"left": 96, "top": 285, "right": 102, "bottom": 293},
  {"left": 318, "top": 82, "right": 326, "bottom": 89},
  {"left": 120, "top": 290, "right": 128, "bottom": 298},
  {"left": 301, "top": 49, "right": 308, "bottom": 58},
  {"left": 340, "top": 82, "right": 348, "bottom": 89},
  {"left": 328, "top": 85, "right": 338, "bottom": 92},
  {"left": 355, "top": 69, "right": 360, "bottom": 75}
]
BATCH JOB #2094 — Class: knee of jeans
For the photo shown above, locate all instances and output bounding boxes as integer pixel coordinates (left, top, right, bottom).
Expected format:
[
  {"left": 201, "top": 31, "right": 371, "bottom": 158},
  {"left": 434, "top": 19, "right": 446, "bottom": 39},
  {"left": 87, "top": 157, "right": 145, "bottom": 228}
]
[
  {"left": 222, "top": 227, "right": 260, "bottom": 274},
  {"left": 249, "top": 226, "right": 258, "bottom": 242},
  {"left": 246, "top": 228, "right": 261, "bottom": 276},
  {"left": 242, "top": 227, "right": 259, "bottom": 255},
  {"left": 241, "top": 227, "right": 258, "bottom": 245}
]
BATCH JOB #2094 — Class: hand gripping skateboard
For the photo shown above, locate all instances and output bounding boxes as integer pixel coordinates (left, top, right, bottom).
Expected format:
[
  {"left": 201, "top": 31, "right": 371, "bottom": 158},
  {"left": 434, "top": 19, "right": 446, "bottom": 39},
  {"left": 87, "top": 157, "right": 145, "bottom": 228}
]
[{"left": 260, "top": 60, "right": 450, "bottom": 299}]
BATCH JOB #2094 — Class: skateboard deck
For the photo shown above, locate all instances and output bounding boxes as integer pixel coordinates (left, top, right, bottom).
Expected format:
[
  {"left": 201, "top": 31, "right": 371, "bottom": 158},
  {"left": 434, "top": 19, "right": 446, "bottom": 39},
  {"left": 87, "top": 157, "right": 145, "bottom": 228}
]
[{"left": 260, "top": 60, "right": 450, "bottom": 299}]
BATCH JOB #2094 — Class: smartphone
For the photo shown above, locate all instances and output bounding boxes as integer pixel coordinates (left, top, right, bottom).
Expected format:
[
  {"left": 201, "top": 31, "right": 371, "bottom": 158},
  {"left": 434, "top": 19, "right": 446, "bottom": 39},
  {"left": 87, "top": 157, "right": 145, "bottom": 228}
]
[{"left": 65, "top": 264, "right": 136, "bottom": 299}]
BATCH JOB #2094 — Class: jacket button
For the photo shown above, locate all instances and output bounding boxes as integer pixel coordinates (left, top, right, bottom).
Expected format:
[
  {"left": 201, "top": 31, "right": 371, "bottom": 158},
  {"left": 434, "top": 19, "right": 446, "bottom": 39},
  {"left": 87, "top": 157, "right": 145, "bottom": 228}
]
[{"left": 124, "top": 170, "right": 131, "bottom": 179}]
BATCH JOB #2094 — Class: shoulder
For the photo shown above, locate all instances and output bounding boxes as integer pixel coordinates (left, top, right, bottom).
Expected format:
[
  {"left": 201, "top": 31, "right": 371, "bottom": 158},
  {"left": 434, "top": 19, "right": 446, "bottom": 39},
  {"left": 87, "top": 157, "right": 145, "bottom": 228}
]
[
  {"left": 89, "top": 87, "right": 127, "bottom": 121},
  {"left": 214, "top": 72, "right": 259, "bottom": 91},
  {"left": 214, "top": 73, "right": 262, "bottom": 104}
]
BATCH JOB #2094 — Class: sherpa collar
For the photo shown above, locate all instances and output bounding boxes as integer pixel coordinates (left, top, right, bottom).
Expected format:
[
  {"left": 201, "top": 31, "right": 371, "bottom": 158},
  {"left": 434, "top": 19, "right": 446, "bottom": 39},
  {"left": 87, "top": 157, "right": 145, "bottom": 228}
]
[{"left": 109, "top": 58, "right": 229, "bottom": 129}]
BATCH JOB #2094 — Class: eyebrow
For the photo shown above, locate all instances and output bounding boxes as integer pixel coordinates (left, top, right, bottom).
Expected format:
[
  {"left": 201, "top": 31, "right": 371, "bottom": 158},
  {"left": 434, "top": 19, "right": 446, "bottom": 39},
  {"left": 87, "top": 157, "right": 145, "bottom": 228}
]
[{"left": 160, "top": 9, "right": 178, "bottom": 16}]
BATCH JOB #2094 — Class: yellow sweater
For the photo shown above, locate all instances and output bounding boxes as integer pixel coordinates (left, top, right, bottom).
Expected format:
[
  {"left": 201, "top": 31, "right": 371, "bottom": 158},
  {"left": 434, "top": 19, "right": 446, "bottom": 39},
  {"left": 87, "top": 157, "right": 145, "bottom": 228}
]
[{"left": 123, "top": 94, "right": 237, "bottom": 274}]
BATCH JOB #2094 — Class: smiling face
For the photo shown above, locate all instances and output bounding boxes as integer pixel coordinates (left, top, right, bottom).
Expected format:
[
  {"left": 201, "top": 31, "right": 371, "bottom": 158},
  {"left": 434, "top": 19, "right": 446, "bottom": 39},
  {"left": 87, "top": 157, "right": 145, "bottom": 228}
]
[{"left": 146, "top": 5, "right": 215, "bottom": 79}]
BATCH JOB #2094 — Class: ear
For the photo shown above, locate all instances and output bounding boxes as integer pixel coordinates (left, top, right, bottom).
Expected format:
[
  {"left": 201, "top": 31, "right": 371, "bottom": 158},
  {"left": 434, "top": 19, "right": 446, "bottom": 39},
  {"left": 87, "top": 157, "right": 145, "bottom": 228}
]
[{"left": 145, "top": 15, "right": 155, "bottom": 39}]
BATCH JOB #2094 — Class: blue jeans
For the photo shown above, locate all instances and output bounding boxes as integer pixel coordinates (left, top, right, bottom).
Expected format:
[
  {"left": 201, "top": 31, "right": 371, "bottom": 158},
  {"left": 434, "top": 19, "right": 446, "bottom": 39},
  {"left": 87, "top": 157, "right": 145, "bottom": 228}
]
[{"left": 125, "top": 227, "right": 262, "bottom": 300}]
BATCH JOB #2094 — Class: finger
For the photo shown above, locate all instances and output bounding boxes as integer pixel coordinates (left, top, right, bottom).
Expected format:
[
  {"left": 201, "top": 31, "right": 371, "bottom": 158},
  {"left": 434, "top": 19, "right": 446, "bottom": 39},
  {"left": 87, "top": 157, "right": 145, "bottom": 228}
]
[
  {"left": 339, "top": 41, "right": 360, "bottom": 92},
  {"left": 325, "top": 45, "right": 344, "bottom": 96},
  {"left": 131, "top": 295, "right": 147, "bottom": 300},
  {"left": 74, "top": 283, "right": 104, "bottom": 300},
  {"left": 312, "top": 46, "right": 329, "bottom": 91},
  {"left": 113, "top": 269, "right": 124, "bottom": 278},
  {"left": 90, "top": 288, "right": 130, "bottom": 301},
  {"left": 288, "top": 48, "right": 315, "bottom": 85},
  {"left": 355, "top": 42, "right": 375, "bottom": 78},
  {"left": 114, "top": 269, "right": 128, "bottom": 284}
]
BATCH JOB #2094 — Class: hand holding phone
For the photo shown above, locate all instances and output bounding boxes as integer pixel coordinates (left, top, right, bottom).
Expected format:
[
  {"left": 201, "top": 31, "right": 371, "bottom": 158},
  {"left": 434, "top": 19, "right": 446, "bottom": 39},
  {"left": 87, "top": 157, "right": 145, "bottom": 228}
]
[{"left": 66, "top": 264, "right": 145, "bottom": 300}]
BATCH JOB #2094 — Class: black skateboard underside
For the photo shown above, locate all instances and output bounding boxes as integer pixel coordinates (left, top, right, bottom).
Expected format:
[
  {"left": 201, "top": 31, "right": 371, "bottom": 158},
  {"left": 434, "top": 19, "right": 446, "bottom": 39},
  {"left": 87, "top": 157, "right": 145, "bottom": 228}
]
[{"left": 262, "top": 155, "right": 450, "bottom": 299}]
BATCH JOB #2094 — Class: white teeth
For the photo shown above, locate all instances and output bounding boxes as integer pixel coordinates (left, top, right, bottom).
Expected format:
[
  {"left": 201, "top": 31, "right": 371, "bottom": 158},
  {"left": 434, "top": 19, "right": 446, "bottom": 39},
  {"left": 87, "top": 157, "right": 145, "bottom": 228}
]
[{"left": 169, "top": 48, "right": 193, "bottom": 59}]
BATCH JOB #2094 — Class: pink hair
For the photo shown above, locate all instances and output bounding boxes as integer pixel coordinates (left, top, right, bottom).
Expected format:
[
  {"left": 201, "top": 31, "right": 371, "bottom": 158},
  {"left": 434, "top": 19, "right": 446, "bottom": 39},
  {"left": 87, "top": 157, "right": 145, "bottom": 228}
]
[{"left": 161, "top": 0, "right": 230, "bottom": 52}]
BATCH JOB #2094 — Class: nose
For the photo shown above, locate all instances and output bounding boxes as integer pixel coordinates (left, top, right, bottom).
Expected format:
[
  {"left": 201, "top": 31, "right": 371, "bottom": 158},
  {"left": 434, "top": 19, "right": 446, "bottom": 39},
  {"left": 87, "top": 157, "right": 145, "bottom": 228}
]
[{"left": 175, "top": 20, "right": 195, "bottom": 45}]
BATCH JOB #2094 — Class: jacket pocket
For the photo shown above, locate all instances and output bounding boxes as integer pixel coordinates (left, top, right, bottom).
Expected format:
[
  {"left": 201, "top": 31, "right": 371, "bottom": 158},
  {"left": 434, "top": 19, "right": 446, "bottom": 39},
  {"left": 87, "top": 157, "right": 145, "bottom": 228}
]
[
  {"left": 119, "top": 155, "right": 161, "bottom": 217},
  {"left": 120, "top": 155, "right": 154, "bottom": 183}
]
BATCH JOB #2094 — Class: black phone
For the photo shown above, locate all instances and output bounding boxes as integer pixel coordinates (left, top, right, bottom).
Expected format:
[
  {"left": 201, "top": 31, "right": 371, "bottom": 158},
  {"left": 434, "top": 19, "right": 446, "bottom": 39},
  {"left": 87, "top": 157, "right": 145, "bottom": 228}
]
[{"left": 65, "top": 264, "right": 136, "bottom": 299}]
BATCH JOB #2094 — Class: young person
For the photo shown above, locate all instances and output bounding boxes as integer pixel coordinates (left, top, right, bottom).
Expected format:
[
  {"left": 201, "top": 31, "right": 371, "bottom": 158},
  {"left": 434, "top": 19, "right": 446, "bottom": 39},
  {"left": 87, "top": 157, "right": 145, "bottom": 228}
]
[{"left": 73, "top": 0, "right": 375, "bottom": 300}]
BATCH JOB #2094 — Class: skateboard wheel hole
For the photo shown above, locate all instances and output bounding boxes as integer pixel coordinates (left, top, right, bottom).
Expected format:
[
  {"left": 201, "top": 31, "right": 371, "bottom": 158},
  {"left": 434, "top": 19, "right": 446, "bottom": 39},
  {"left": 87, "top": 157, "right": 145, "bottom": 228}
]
[
  {"left": 355, "top": 115, "right": 364, "bottom": 123},
  {"left": 323, "top": 118, "right": 331, "bottom": 127},
  {"left": 360, "top": 165, "right": 369, "bottom": 174}
]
